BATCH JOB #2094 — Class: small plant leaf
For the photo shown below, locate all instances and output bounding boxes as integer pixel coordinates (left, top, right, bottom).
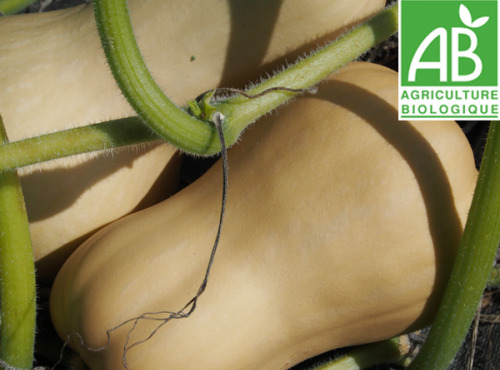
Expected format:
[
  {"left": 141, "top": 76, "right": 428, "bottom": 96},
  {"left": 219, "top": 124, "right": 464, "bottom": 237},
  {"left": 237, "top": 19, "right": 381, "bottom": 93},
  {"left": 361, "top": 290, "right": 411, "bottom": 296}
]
[
  {"left": 460, "top": 4, "right": 489, "bottom": 28},
  {"left": 471, "top": 16, "right": 489, "bottom": 28},
  {"left": 459, "top": 4, "right": 473, "bottom": 27}
]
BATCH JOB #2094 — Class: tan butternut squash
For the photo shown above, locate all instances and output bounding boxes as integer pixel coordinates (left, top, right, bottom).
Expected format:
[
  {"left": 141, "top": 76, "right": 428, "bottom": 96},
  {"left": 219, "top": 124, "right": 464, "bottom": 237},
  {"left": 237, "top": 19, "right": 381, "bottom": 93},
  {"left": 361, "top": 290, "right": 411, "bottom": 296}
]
[
  {"left": 50, "top": 62, "right": 477, "bottom": 369},
  {"left": 0, "top": 0, "right": 384, "bottom": 280}
]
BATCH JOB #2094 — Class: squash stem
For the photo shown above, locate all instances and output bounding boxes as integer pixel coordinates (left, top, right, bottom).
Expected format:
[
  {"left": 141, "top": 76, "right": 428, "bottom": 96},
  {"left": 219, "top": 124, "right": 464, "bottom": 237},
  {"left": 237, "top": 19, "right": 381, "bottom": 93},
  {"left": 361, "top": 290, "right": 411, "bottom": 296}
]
[
  {"left": 0, "top": 116, "right": 36, "bottom": 370},
  {"left": 91, "top": 0, "right": 398, "bottom": 155},
  {"left": 310, "top": 336, "right": 411, "bottom": 370},
  {"left": 0, "top": 117, "right": 158, "bottom": 173},
  {"left": 407, "top": 122, "right": 500, "bottom": 370}
]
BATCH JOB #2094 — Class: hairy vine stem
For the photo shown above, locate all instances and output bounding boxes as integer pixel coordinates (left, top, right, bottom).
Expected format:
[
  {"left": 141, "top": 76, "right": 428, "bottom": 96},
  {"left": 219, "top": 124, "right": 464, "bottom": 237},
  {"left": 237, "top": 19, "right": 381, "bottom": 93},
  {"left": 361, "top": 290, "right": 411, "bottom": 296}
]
[
  {"left": 0, "top": 116, "right": 36, "bottom": 370},
  {"left": 0, "top": 3, "right": 398, "bottom": 171},
  {"left": 408, "top": 122, "right": 500, "bottom": 370},
  {"left": 0, "top": 117, "right": 157, "bottom": 173},
  {"left": 0, "top": 0, "right": 36, "bottom": 15},
  {"left": 311, "top": 336, "right": 412, "bottom": 370},
  {"left": 91, "top": 0, "right": 398, "bottom": 155}
]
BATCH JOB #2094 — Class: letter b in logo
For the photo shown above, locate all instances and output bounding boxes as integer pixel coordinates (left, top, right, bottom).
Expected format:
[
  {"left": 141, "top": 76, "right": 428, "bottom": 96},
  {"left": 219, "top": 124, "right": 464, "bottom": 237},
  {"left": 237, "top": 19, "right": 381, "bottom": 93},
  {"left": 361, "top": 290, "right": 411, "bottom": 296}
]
[{"left": 452, "top": 24, "right": 483, "bottom": 82}]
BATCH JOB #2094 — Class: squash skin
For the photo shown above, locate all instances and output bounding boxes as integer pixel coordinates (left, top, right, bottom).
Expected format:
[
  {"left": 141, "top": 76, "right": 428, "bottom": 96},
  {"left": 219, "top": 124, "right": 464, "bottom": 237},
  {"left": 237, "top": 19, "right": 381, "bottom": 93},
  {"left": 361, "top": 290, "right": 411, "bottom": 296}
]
[
  {"left": 0, "top": 0, "right": 384, "bottom": 280},
  {"left": 50, "top": 62, "right": 477, "bottom": 369}
]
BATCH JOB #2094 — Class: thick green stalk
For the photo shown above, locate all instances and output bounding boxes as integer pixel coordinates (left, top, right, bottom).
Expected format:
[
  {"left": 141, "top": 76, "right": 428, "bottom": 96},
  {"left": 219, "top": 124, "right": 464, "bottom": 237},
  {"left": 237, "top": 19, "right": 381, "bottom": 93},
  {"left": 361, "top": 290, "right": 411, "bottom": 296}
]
[
  {"left": 92, "top": 0, "right": 398, "bottom": 155},
  {"left": 0, "top": 117, "right": 158, "bottom": 173},
  {"left": 311, "top": 336, "right": 410, "bottom": 370},
  {"left": 0, "top": 116, "right": 36, "bottom": 369},
  {"left": 407, "top": 122, "right": 500, "bottom": 370},
  {"left": 0, "top": 0, "right": 36, "bottom": 15},
  {"left": 91, "top": 0, "right": 219, "bottom": 154}
]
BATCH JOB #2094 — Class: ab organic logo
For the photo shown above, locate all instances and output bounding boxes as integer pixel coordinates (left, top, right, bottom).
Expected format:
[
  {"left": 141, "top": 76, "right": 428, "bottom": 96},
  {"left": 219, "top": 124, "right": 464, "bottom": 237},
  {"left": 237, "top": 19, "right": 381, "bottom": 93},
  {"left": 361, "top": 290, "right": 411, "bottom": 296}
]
[{"left": 399, "top": 0, "right": 500, "bottom": 120}]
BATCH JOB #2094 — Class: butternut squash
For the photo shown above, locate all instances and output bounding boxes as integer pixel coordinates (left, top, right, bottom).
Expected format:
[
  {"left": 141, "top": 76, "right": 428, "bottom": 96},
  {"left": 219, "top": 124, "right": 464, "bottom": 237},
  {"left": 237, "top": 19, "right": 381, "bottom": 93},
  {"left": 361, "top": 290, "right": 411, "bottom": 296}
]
[
  {"left": 0, "top": 0, "right": 385, "bottom": 280},
  {"left": 50, "top": 62, "right": 477, "bottom": 369}
]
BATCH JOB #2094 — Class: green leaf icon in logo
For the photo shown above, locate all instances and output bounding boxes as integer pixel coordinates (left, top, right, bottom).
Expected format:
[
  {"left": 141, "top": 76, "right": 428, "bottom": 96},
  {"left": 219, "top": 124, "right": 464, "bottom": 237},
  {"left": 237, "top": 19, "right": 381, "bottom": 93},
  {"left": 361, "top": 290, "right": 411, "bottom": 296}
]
[{"left": 460, "top": 4, "right": 489, "bottom": 28}]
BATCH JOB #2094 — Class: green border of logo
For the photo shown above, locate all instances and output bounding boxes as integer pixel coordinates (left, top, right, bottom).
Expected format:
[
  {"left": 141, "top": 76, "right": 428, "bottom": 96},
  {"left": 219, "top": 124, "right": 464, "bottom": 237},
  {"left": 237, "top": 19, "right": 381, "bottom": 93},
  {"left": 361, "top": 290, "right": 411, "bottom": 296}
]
[{"left": 399, "top": 0, "right": 500, "bottom": 120}]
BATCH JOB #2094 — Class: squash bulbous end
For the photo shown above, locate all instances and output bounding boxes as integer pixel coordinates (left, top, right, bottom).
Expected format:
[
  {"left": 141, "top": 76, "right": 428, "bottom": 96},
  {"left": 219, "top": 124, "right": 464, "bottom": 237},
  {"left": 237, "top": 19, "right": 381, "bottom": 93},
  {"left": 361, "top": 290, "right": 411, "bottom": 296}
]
[{"left": 50, "top": 62, "right": 477, "bottom": 369}]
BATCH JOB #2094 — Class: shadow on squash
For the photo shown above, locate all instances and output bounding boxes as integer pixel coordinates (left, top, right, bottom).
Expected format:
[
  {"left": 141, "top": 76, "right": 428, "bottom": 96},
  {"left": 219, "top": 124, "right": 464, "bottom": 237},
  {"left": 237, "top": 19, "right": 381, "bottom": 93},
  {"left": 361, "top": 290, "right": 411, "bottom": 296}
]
[
  {"left": 219, "top": 1, "right": 381, "bottom": 89},
  {"left": 34, "top": 149, "right": 181, "bottom": 284},
  {"left": 318, "top": 79, "right": 463, "bottom": 333}
]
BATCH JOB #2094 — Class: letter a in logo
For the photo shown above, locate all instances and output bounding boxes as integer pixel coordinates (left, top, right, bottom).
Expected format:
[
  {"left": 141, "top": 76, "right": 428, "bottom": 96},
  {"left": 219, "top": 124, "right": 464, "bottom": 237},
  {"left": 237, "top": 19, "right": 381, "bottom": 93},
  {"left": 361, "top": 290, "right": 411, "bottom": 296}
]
[{"left": 408, "top": 28, "right": 447, "bottom": 82}]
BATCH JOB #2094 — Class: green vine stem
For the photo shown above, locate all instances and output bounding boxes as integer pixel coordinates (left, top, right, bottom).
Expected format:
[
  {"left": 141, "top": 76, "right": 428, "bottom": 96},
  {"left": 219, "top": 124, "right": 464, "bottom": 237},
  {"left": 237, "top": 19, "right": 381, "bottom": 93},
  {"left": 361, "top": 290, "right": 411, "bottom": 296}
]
[
  {"left": 0, "top": 3, "right": 398, "bottom": 171},
  {"left": 0, "top": 116, "right": 36, "bottom": 369},
  {"left": 310, "top": 336, "right": 411, "bottom": 370},
  {"left": 92, "top": 0, "right": 216, "bottom": 153},
  {"left": 0, "top": 117, "right": 157, "bottom": 173},
  {"left": 0, "top": 0, "right": 36, "bottom": 15},
  {"left": 92, "top": 0, "right": 398, "bottom": 155},
  {"left": 214, "top": 4, "right": 398, "bottom": 131},
  {"left": 407, "top": 122, "right": 500, "bottom": 370}
]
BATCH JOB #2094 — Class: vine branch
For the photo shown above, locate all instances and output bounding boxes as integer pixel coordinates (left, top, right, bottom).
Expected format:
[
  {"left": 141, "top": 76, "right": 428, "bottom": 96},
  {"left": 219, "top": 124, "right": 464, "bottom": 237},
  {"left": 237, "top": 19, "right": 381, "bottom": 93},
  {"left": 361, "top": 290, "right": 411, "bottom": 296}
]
[
  {"left": 407, "top": 122, "right": 500, "bottom": 369},
  {"left": 0, "top": 116, "right": 36, "bottom": 369},
  {"left": 91, "top": 0, "right": 398, "bottom": 155},
  {"left": 0, "top": 3, "right": 398, "bottom": 171},
  {"left": 0, "top": 117, "right": 157, "bottom": 173}
]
